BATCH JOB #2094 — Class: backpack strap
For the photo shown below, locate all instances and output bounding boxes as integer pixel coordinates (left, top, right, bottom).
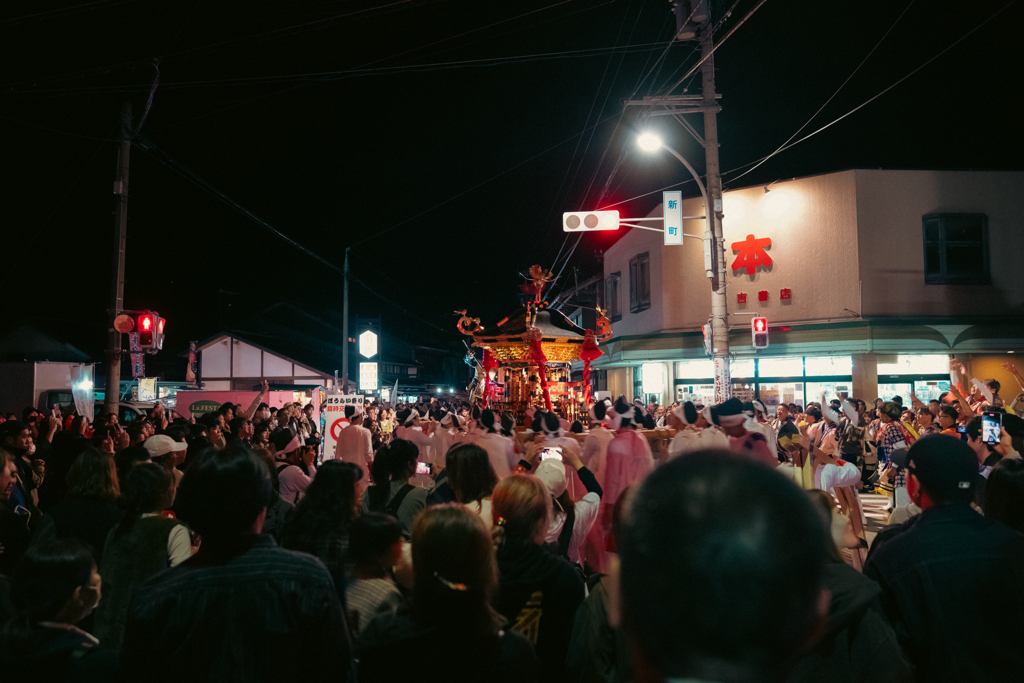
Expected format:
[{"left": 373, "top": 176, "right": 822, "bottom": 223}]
[{"left": 383, "top": 484, "right": 417, "bottom": 516}]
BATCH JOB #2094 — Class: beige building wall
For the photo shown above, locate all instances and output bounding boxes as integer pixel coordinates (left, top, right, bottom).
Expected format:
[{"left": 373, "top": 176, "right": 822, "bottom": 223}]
[
  {"left": 855, "top": 170, "right": 1024, "bottom": 318},
  {"left": 608, "top": 170, "right": 863, "bottom": 337}
]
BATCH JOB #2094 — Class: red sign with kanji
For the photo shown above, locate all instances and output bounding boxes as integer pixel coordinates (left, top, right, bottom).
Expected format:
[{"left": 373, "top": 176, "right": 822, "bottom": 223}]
[
  {"left": 737, "top": 293, "right": 747, "bottom": 304},
  {"left": 758, "top": 290, "right": 769, "bottom": 302},
  {"left": 780, "top": 288, "right": 792, "bottom": 300},
  {"left": 731, "top": 234, "right": 772, "bottom": 275}
]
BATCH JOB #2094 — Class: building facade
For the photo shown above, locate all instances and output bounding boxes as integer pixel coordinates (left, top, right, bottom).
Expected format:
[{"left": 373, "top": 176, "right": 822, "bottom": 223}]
[{"left": 587, "top": 169, "right": 1024, "bottom": 410}]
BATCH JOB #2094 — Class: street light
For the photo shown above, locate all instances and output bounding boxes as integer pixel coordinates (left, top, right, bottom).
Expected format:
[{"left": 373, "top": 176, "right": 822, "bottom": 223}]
[
  {"left": 637, "top": 131, "right": 662, "bottom": 152},
  {"left": 636, "top": 131, "right": 731, "bottom": 403}
]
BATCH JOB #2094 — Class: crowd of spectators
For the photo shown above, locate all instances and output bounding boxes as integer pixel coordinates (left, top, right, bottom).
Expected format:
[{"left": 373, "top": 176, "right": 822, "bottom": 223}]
[{"left": 1, "top": 361, "right": 1023, "bottom": 682}]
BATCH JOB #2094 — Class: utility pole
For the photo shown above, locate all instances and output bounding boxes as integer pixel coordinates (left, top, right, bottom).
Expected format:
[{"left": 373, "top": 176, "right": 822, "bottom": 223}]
[
  {"left": 103, "top": 102, "right": 132, "bottom": 416},
  {"left": 699, "top": 14, "right": 731, "bottom": 403},
  {"left": 341, "top": 247, "right": 350, "bottom": 393}
]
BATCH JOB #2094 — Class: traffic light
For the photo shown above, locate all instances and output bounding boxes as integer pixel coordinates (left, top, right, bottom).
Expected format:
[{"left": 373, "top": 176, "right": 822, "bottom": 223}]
[
  {"left": 562, "top": 210, "right": 619, "bottom": 232},
  {"left": 751, "top": 316, "right": 769, "bottom": 349},
  {"left": 135, "top": 311, "right": 156, "bottom": 350},
  {"left": 155, "top": 317, "right": 166, "bottom": 351}
]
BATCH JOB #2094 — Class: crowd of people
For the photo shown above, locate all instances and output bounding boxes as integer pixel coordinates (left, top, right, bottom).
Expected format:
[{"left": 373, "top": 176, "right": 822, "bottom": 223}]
[{"left": 2, "top": 359, "right": 1024, "bottom": 682}]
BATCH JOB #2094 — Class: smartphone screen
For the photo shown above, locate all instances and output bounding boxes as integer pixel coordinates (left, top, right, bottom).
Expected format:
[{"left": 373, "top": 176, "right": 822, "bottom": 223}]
[
  {"left": 982, "top": 412, "right": 1002, "bottom": 445},
  {"left": 957, "top": 424, "right": 968, "bottom": 442},
  {"left": 540, "top": 447, "right": 563, "bottom": 462},
  {"left": 415, "top": 462, "right": 432, "bottom": 475}
]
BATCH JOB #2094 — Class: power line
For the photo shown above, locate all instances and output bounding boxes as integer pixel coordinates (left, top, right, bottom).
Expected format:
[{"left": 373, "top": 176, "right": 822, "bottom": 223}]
[
  {"left": 725, "top": 0, "right": 916, "bottom": 185},
  {"left": 598, "top": 0, "right": 1018, "bottom": 211}
]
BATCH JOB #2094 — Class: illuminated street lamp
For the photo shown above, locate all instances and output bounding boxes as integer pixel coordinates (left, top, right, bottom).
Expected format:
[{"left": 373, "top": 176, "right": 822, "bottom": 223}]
[{"left": 636, "top": 131, "right": 731, "bottom": 402}]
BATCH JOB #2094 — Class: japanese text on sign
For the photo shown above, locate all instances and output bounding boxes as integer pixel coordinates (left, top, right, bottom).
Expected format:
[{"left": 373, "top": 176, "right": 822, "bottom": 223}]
[
  {"left": 731, "top": 234, "right": 773, "bottom": 275},
  {"left": 664, "top": 190, "right": 683, "bottom": 246}
]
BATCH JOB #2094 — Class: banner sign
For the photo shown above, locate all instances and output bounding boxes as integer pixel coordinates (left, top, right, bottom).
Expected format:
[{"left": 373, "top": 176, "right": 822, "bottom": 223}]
[{"left": 129, "top": 332, "right": 144, "bottom": 379}]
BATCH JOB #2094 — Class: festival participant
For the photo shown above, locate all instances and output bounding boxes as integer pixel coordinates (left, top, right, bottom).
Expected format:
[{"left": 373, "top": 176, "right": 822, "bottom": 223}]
[
  {"left": 619, "top": 452, "right": 831, "bottom": 683},
  {"left": 0, "top": 539, "right": 113, "bottom": 679},
  {"left": 430, "top": 411, "right": 462, "bottom": 470},
  {"left": 334, "top": 404, "right": 372, "bottom": 484},
  {"left": 358, "top": 504, "right": 538, "bottom": 682},
  {"left": 476, "top": 409, "right": 516, "bottom": 479},
  {"left": 120, "top": 446, "right": 350, "bottom": 682},
  {"left": 492, "top": 475, "right": 584, "bottom": 683},
  {"left": 667, "top": 401, "right": 727, "bottom": 458},
  {"left": 393, "top": 408, "right": 434, "bottom": 461},
  {"left": 709, "top": 398, "right": 776, "bottom": 466},
  {"left": 533, "top": 410, "right": 584, "bottom": 495},
  {"left": 865, "top": 435, "right": 1024, "bottom": 682},
  {"left": 581, "top": 400, "right": 615, "bottom": 486},
  {"left": 0, "top": 451, "right": 31, "bottom": 575},
  {"left": 93, "top": 463, "right": 189, "bottom": 649}
]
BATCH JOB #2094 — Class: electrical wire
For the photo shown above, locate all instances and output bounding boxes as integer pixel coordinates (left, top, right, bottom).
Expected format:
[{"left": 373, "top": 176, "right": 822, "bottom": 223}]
[
  {"left": 599, "top": 0, "right": 1019, "bottom": 210},
  {"left": 135, "top": 138, "right": 457, "bottom": 336},
  {"left": 725, "top": 0, "right": 916, "bottom": 185}
]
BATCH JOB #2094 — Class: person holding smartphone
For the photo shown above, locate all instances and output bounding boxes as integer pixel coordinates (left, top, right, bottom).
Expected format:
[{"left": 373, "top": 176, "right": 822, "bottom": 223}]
[{"left": 965, "top": 413, "right": 1015, "bottom": 508}]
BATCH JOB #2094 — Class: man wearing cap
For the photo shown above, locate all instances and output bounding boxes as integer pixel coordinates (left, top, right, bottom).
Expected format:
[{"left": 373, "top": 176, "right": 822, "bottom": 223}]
[
  {"left": 334, "top": 404, "right": 372, "bottom": 484},
  {"left": 273, "top": 430, "right": 315, "bottom": 505},
  {"left": 865, "top": 435, "right": 1024, "bottom": 682},
  {"left": 143, "top": 434, "right": 188, "bottom": 487}
]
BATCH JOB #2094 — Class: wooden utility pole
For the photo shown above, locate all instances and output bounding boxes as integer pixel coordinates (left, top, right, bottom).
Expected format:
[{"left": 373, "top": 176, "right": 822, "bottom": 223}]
[
  {"left": 103, "top": 103, "right": 132, "bottom": 417},
  {"left": 341, "top": 247, "right": 350, "bottom": 393}
]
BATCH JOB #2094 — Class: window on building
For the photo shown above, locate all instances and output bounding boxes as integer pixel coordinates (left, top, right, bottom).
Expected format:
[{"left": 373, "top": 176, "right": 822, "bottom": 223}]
[
  {"left": 605, "top": 272, "right": 621, "bottom": 322},
  {"left": 629, "top": 253, "right": 651, "bottom": 313},
  {"left": 408, "top": 367, "right": 417, "bottom": 376},
  {"left": 922, "top": 213, "right": 989, "bottom": 284}
]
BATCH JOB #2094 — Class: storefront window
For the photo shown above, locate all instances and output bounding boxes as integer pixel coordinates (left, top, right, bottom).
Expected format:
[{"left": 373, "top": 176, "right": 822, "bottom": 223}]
[
  {"left": 758, "top": 356, "right": 804, "bottom": 377},
  {"left": 731, "top": 358, "right": 755, "bottom": 378},
  {"left": 913, "top": 380, "right": 949, "bottom": 402},
  {"left": 675, "top": 383, "right": 715, "bottom": 406},
  {"left": 806, "top": 381, "right": 854, "bottom": 404},
  {"left": 805, "top": 355, "right": 853, "bottom": 376},
  {"left": 877, "top": 354, "right": 949, "bottom": 375},
  {"left": 759, "top": 382, "right": 803, "bottom": 413},
  {"left": 877, "top": 383, "right": 913, "bottom": 402},
  {"left": 675, "top": 359, "right": 715, "bottom": 379}
]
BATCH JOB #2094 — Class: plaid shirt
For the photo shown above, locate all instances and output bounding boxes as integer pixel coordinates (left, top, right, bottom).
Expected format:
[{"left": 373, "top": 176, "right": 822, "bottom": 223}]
[{"left": 877, "top": 421, "right": 915, "bottom": 488}]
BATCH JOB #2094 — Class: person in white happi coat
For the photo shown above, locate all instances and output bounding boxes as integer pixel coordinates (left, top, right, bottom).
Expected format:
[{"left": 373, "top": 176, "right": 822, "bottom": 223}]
[
  {"left": 581, "top": 400, "right": 615, "bottom": 487},
  {"left": 667, "top": 401, "right": 728, "bottom": 458},
  {"left": 744, "top": 400, "right": 778, "bottom": 458},
  {"left": 393, "top": 408, "right": 434, "bottom": 485},
  {"left": 533, "top": 409, "right": 585, "bottom": 498},
  {"left": 334, "top": 404, "right": 372, "bottom": 484},
  {"left": 430, "top": 411, "right": 464, "bottom": 470},
  {"left": 474, "top": 409, "right": 517, "bottom": 479}
]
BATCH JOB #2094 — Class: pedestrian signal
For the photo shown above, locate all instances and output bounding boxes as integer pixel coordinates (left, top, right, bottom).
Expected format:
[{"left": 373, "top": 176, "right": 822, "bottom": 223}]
[{"left": 751, "top": 317, "right": 769, "bottom": 350}]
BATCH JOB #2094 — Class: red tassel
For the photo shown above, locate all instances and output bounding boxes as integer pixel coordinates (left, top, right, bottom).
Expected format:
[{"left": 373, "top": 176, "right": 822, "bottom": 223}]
[
  {"left": 579, "top": 329, "right": 603, "bottom": 407},
  {"left": 528, "top": 329, "right": 553, "bottom": 411}
]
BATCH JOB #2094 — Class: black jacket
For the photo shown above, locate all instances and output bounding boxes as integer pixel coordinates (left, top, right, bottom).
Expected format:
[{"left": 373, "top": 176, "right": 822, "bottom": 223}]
[
  {"left": 496, "top": 541, "right": 584, "bottom": 683},
  {"left": 357, "top": 606, "right": 539, "bottom": 683},
  {"left": 788, "top": 562, "right": 911, "bottom": 683},
  {"left": 0, "top": 624, "right": 117, "bottom": 683},
  {"left": 864, "top": 504, "right": 1024, "bottom": 683}
]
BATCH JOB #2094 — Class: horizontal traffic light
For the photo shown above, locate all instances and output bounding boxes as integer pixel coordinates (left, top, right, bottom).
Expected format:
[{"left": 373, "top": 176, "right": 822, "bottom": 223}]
[{"left": 562, "top": 210, "right": 619, "bottom": 232}]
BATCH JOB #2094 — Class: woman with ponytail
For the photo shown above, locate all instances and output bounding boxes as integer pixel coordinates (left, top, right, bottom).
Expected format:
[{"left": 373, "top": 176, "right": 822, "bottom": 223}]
[
  {"left": 361, "top": 439, "right": 427, "bottom": 539},
  {"left": 93, "top": 462, "right": 189, "bottom": 649},
  {"left": 492, "top": 475, "right": 584, "bottom": 683},
  {"left": 0, "top": 539, "right": 114, "bottom": 678},
  {"left": 357, "top": 504, "right": 538, "bottom": 683}
]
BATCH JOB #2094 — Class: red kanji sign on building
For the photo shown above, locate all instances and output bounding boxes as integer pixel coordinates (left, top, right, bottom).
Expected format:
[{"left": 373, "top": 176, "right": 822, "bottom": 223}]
[
  {"left": 758, "top": 290, "right": 769, "bottom": 302},
  {"left": 731, "top": 234, "right": 773, "bottom": 275},
  {"left": 780, "top": 288, "right": 792, "bottom": 300},
  {"left": 737, "top": 293, "right": 747, "bottom": 304}
]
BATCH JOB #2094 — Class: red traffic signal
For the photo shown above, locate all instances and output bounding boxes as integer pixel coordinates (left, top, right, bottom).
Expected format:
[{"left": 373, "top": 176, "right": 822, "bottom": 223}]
[
  {"left": 137, "top": 312, "right": 155, "bottom": 348},
  {"left": 751, "top": 317, "right": 769, "bottom": 349}
]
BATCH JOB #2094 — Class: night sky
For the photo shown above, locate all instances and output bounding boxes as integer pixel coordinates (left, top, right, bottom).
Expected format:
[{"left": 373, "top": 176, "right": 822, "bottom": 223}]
[{"left": 3, "top": 0, "right": 1022, "bottom": 366}]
